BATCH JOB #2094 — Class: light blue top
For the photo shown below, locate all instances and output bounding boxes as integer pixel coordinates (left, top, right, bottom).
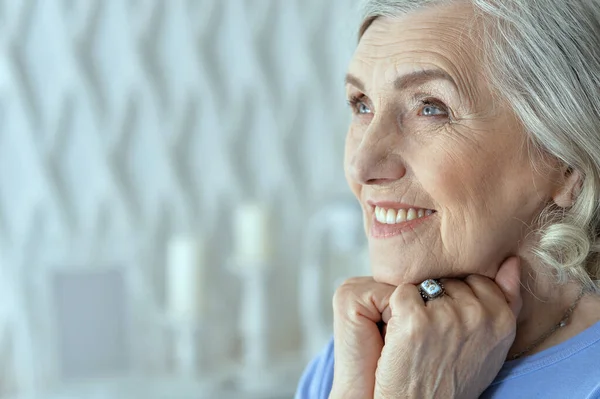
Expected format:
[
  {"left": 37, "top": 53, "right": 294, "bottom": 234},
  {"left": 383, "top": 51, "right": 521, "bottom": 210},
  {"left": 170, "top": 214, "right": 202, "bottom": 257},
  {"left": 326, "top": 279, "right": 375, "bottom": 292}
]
[{"left": 296, "top": 321, "right": 600, "bottom": 398}]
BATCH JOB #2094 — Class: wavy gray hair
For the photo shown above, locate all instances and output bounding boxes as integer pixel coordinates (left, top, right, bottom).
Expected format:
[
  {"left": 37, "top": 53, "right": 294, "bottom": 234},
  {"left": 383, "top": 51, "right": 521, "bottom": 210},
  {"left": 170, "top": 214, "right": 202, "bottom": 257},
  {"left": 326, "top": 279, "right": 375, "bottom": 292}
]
[{"left": 359, "top": 0, "right": 600, "bottom": 292}]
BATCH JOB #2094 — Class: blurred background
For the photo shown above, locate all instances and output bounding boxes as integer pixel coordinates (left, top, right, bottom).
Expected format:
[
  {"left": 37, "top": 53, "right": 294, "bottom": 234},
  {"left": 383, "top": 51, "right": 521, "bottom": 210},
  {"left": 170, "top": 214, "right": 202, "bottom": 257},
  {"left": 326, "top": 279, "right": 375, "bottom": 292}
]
[{"left": 0, "top": 0, "right": 368, "bottom": 398}]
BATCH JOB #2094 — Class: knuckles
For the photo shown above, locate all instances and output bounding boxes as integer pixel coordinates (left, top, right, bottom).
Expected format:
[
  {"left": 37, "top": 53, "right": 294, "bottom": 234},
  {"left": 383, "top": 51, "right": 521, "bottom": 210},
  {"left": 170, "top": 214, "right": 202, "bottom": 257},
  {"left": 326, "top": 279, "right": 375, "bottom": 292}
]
[
  {"left": 464, "top": 274, "right": 491, "bottom": 286},
  {"left": 332, "top": 281, "right": 359, "bottom": 312},
  {"left": 331, "top": 277, "right": 383, "bottom": 313},
  {"left": 332, "top": 275, "right": 517, "bottom": 341},
  {"left": 463, "top": 299, "right": 489, "bottom": 325}
]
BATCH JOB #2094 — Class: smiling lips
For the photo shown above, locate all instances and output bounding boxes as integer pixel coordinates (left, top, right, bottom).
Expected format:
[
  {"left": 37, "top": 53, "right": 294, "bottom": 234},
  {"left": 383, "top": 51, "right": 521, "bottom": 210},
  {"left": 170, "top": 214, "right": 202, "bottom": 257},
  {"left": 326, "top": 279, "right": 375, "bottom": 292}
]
[{"left": 371, "top": 205, "right": 436, "bottom": 238}]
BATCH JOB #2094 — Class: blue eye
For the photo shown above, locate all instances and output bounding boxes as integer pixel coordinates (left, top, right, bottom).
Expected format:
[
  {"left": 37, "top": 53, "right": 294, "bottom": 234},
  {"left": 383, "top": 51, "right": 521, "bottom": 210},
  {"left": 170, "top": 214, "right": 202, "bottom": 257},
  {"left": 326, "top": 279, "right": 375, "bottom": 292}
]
[
  {"left": 357, "top": 102, "right": 372, "bottom": 114},
  {"left": 420, "top": 100, "right": 448, "bottom": 117},
  {"left": 348, "top": 96, "right": 373, "bottom": 115}
]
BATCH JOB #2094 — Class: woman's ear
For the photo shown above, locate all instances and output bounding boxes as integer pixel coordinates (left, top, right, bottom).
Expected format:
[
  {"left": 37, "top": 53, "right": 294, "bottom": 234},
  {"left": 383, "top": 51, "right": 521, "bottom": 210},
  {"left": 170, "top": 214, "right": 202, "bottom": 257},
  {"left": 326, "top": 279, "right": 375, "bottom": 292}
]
[{"left": 553, "top": 167, "right": 582, "bottom": 208}]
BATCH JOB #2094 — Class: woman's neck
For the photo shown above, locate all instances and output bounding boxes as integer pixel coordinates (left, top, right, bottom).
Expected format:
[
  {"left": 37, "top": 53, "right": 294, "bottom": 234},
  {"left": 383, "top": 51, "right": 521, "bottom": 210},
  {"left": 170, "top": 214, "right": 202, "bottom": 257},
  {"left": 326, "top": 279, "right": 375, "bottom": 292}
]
[{"left": 507, "top": 264, "right": 600, "bottom": 359}]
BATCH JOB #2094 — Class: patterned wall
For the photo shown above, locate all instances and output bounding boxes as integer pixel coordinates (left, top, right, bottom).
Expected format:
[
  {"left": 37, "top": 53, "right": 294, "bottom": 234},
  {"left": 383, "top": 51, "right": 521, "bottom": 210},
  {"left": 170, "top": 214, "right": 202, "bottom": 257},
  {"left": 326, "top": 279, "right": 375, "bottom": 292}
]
[{"left": 0, "top": 0, "right": 364, "bottom": 397}]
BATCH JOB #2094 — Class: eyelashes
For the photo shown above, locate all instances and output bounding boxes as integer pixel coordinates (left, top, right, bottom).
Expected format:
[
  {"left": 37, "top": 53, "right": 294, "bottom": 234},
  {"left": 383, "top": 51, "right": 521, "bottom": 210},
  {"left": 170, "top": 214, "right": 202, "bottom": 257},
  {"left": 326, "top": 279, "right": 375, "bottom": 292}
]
[
  {"left": 347, "top": 94, "right": 372, "bottom": 115},
  {"left": 346, "top": 94, "right": 450, "bottom": 119},
  {"left": 418, "top": 99, "right": 449, "bottom": 117}
]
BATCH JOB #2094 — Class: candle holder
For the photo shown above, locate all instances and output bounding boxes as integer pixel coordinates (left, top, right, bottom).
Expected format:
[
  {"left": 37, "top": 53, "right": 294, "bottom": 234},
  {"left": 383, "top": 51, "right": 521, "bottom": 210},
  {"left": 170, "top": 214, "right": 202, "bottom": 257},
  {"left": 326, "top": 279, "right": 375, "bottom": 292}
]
[
  {"left": 228, "top": 257, "right": 276, "bottom": 392},
  {"left": 164, "top": 234, "right": 219, "bottom": 393}
]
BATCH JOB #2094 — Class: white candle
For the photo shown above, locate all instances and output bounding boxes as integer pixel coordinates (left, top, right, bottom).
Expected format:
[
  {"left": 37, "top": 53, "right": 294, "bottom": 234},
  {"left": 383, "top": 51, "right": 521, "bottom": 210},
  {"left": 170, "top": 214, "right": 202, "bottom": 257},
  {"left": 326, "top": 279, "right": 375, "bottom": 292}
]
[
  {"left": 234, "top": 203, "right": 271, "bottom": 263},
  {"left": 166, "top": 235, "right": 205, "bottom": 323}
]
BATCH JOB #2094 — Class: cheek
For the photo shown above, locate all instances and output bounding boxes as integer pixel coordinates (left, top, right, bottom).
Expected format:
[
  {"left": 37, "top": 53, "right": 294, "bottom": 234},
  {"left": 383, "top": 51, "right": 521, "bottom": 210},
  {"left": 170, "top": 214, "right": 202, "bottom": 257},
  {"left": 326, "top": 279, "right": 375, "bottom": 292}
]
[
  {"left": 430, "top": 151, "right": 543, "bottom": 268},
  {"left": 415, "top": 128, "right": 513, "bottom": 205},
  {"left": 426, "top": 147, "right": 520, "bottom": 227},
  {"left": 410, "top": 143, "right": 483, "bottom": 207}
]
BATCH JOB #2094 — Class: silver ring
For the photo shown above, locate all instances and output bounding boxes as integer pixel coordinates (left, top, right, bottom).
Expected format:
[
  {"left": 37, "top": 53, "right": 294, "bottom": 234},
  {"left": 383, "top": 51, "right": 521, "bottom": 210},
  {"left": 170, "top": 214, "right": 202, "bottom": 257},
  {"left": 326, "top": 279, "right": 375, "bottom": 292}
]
[{"left": 419, "top": 279, "right": 445, "bottom": 301}]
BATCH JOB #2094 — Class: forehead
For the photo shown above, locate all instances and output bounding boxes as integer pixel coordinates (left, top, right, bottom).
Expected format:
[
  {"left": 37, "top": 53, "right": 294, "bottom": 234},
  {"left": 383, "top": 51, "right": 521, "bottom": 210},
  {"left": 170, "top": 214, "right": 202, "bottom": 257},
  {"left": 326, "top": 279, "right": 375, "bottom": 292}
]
[{"left": 349, "top": 3, "right": 484, "bottom": 96}]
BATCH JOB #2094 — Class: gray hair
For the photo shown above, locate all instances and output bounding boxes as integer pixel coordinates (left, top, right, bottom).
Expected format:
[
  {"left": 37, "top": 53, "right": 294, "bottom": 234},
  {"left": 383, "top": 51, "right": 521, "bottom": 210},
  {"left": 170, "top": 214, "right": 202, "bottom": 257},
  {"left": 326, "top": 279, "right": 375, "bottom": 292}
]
[{"left": 359, "top": 0, "right": 600, "bottom": 291}]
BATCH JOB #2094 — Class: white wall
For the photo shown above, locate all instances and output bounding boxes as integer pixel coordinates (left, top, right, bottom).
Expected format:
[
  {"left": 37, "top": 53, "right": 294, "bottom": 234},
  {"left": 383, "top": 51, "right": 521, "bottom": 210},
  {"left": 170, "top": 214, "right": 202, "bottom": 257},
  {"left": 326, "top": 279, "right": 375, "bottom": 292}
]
[{"left": 0, "top": 0, "right": 365, "bottom": 398}]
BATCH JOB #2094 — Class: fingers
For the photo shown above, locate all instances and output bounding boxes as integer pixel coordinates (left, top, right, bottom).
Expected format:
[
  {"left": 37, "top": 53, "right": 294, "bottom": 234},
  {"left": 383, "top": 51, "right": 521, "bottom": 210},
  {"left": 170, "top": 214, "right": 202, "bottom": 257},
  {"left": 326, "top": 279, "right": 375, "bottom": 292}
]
[
  {"left": 381, "top": 305, "right": 392, "bottom": 324},
  {"left": 416, "top": 263, "right": 521, "bottom": 320},
  {"left": 461, "top": 257, "right": 522, "bottom": 320},
  {"left": 331, "top": 277, "right": 397, "bottom": 398},
  {"left": 346, "top": 257, "right": 522, "bottom": 328},
  {"left": 437, "top": 279, "right": 474, "bottom": 302},
  {"left": 333, "top": 276, "right": 396, "bottom": 323},
  {"left": 387, "top": 283, "right": 424, "bottom": 318},
  {"left": 493, "top": 256, "right": 523, "bottom": 318},
  {"left": 434, "top": 257, "right": 521, "bottom": 314},
  {"left": 389, "top": 280, "right": 476, "bottom": 315}
]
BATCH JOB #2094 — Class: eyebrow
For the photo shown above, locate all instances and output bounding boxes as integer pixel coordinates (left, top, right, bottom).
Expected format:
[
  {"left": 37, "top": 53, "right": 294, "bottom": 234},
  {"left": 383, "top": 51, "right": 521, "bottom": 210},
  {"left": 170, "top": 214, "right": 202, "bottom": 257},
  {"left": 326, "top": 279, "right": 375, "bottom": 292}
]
[{"left": 344, "top": 69, "right": 459, "bottom": 93}]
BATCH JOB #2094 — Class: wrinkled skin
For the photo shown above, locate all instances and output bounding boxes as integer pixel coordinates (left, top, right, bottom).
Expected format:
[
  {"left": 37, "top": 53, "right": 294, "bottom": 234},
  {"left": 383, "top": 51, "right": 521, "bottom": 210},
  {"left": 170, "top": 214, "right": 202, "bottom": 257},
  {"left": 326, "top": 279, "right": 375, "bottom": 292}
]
[{"left": 331, "top": 3, "right": 580, "bottom": 398}]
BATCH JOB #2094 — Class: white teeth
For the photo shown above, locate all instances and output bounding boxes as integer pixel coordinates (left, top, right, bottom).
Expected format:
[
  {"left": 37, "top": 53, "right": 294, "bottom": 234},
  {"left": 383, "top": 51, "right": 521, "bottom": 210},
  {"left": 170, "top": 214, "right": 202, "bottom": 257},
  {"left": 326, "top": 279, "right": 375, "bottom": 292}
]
[
  {"left": 396, "top": 209, "right": 407, "bottom": 223},
  {"left": 407, "top": 208, "right": 417, "bottom": 221},
  {"left": 374, "top": 206, "right": 434, "bottom": 225},
  {"left": 386, "top": 209, "right": 396, "bottom": 224}
]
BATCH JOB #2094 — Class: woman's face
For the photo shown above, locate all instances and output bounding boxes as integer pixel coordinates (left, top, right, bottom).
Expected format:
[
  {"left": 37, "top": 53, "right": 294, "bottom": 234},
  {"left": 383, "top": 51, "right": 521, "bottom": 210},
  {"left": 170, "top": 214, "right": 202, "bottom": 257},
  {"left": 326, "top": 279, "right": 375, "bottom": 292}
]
[{"left": 345, "top": 4, "right": 564, "bottom": 285}]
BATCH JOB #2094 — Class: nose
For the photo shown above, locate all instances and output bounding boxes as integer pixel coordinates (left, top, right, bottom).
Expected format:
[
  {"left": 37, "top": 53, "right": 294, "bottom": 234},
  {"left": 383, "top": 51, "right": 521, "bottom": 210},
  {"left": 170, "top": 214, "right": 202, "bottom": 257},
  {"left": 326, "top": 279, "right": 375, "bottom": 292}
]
[{"left": 347, "top": 124, "right": 407, "bottom": 186}]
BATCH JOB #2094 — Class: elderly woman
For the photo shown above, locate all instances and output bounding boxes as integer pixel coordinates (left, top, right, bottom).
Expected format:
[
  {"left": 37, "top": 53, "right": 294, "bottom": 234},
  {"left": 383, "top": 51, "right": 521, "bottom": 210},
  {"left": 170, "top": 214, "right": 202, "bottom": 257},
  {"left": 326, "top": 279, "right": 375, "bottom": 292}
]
[{"left": 296, "top": 0, "right": 600, "bottom": 398}]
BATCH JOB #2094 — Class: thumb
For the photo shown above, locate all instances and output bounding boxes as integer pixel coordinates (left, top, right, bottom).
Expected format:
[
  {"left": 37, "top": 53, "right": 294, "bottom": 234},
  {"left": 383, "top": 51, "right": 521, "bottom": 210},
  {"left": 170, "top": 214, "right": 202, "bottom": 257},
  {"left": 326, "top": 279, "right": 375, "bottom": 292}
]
[{"left": 494, "top": 256, "right": 523, "bottom": 318}]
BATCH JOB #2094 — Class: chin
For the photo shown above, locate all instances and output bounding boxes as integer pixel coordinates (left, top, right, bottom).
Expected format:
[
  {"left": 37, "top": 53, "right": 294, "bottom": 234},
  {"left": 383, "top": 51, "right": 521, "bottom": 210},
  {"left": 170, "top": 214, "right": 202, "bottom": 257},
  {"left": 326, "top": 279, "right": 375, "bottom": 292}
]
[{"left": 368, "top": 242, "right": 438, "bottom": 286}]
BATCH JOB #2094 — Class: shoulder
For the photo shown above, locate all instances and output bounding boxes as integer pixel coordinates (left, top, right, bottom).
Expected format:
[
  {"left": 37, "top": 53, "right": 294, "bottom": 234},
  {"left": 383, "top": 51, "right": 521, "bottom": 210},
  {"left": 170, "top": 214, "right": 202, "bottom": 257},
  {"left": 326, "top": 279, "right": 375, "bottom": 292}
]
[
  {"left": 295, "top": 338, "right": 335, "bottom": 399},
  {"left": 484, "top": 321, "right": 600, "bottom": 398}
]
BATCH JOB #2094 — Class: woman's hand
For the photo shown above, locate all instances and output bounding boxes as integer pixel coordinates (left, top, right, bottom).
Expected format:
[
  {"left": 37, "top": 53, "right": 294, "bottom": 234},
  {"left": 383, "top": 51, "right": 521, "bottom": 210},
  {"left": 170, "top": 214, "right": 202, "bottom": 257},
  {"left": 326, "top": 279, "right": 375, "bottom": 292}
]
[
  {"left": 374, "top": 257, "right": 522, "bottom": 399},
  {"left": 329, "top": 277, "right": 395, "bottom": 399},
  {"left": 329, "top": 257, "right": 522, "bottom": 399}
]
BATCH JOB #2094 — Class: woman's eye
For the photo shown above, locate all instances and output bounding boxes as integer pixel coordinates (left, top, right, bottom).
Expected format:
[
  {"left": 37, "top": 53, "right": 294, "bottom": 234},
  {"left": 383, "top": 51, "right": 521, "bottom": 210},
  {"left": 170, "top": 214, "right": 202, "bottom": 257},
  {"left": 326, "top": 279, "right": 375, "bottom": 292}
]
[
  {"left": 348, "top": 96, "right": 373, "bottom": 115},
  {"left": 419, "top": 101, "right": 448, "bottom": 117},
  {"left": 357, "top": 102, "right": 372, "bottom": 114}
]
